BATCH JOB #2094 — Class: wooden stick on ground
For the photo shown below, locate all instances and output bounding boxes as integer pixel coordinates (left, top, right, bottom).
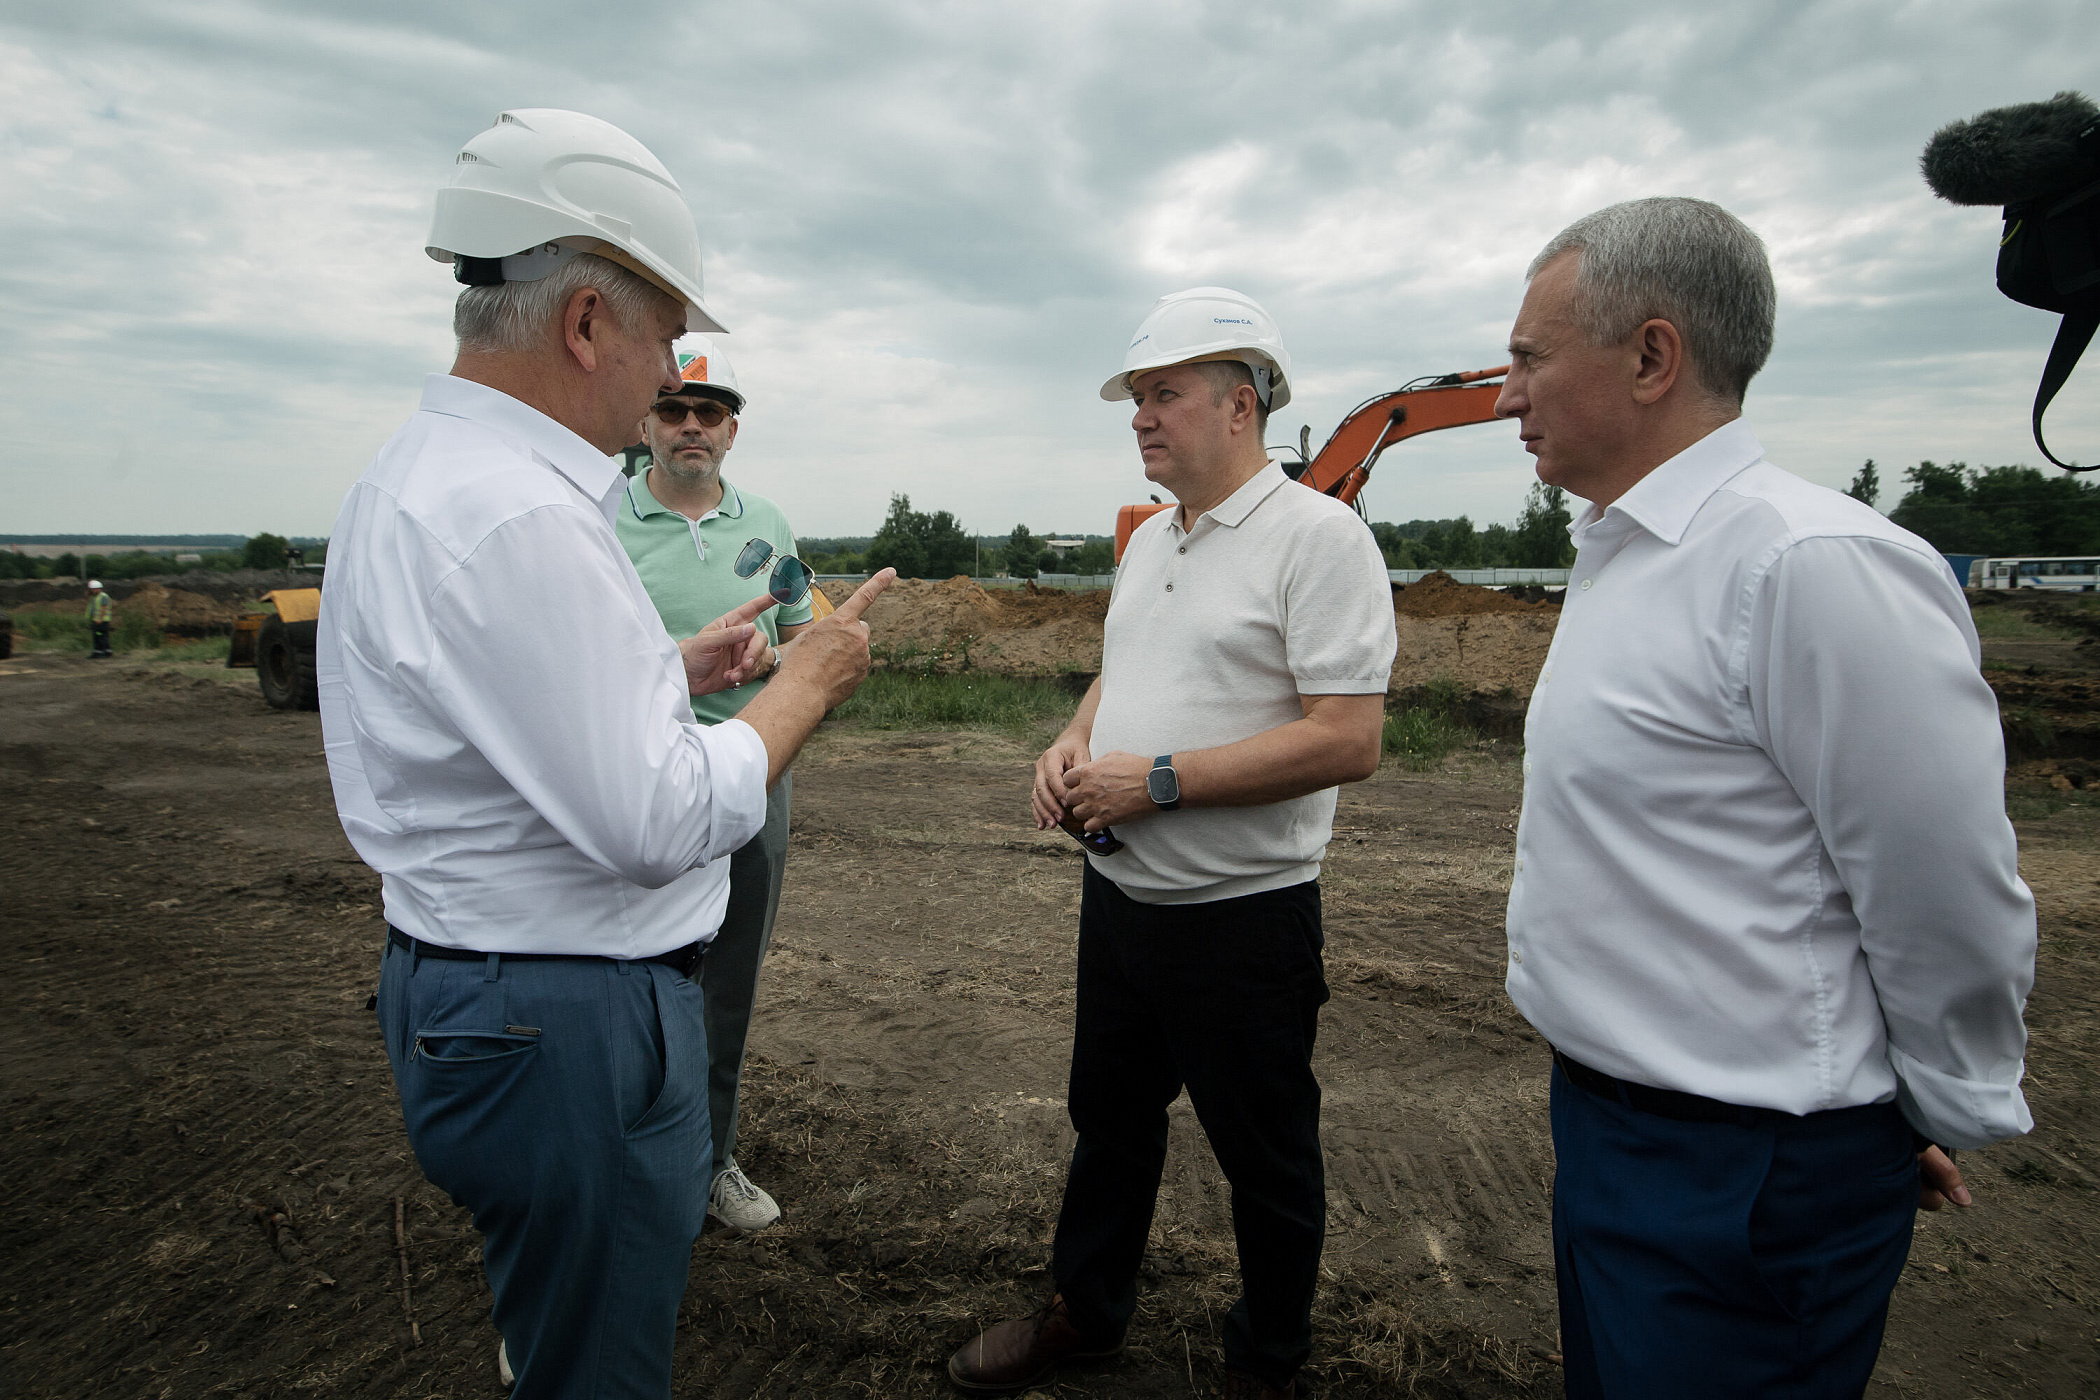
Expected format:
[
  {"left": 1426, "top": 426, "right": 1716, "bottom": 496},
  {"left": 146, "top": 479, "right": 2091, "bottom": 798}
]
[{"left": 392, "top": 1196, "right": 422, "bottom": 1346}]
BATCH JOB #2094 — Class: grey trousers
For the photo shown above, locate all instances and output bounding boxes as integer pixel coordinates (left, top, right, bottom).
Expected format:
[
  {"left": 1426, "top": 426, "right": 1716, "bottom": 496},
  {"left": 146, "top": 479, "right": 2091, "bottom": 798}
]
[{"left": 703, "top": 770, "right": 790, "bottom": 1171}]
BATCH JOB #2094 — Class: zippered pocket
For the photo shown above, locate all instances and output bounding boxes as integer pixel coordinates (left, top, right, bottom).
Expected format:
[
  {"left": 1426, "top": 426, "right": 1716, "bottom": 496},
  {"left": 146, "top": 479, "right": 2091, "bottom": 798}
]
[{"left": 411, "top": 1026, "right": 541, "bottom": 1064}]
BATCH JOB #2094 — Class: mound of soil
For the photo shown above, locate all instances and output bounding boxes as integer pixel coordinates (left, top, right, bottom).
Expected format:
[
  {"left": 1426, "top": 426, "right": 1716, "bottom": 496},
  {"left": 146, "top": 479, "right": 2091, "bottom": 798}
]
[
  {"left": 831, "top": 577, "right": 1111, "bottom": 677},
  {"left": 0, "top": 570, "right": 310, "bottom": 611},
  {"left": 1989, "top": 671, "right": 2100, "bottom": 760},
  {"left": 1393, "top": 572, "right": 1556, "bottom": 619},
  {"left": 9, "top": 583, "right": 249, "bottom": 637},
  {"left": 830, "top": 572, "right": 1567, "bottom": 698}
]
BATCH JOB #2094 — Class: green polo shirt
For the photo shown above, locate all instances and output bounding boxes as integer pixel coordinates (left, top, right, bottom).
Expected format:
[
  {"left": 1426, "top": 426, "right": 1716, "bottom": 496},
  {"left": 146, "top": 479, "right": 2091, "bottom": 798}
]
[{"left": 617, "top": 470, "right": 815, "bottom": 725}]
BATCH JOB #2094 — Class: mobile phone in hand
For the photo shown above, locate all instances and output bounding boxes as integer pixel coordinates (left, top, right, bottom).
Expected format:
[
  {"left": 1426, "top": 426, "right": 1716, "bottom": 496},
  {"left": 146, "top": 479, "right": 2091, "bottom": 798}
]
[{"left": 1058, "top": 816, "right": 1124, "bottom": 856}]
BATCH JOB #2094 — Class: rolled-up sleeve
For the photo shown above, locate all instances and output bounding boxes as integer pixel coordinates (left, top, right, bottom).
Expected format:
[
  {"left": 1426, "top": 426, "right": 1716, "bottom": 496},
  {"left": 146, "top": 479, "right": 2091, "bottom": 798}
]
[
  {"left": 427, "top": 502, "right": 769, "bottom": 889},
  {"left": 1748, "top": 534, "right": 2035, "bottom": 1149}
]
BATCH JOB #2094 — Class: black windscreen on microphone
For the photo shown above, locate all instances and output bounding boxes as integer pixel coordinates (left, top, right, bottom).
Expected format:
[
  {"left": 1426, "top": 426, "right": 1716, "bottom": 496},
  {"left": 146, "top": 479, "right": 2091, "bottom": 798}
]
[{"left": 1922, "top": 91, "right": 2100, "bottom": 207}]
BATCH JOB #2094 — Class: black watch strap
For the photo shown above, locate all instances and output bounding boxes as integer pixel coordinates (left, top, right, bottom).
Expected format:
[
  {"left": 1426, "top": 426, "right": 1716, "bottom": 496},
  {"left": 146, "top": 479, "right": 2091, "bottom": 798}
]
[{"left": 1148, "top": 754, "right": 1181, "bottom": 811}]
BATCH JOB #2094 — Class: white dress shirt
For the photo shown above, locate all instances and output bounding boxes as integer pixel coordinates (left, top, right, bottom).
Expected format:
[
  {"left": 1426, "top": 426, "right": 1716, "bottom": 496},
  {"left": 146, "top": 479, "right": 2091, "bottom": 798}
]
[
  {"left": 1090, "top": 463, "right": 1398, "bottom": 903},
  {"left": 317, "top": 375, "right": 770, "bottom": 959},
  {"left": 1506, "top": 421, "right": 2034, "bottom": 1151}
]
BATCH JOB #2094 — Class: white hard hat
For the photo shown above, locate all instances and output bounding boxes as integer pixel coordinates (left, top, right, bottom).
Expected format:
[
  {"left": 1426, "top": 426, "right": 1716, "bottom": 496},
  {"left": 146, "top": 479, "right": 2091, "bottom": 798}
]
[
  {"left": 87, "top": 579, "right": 102, "bottom": 589},
  {"left": 1100, "top": 286, "right": 1293, "bottom": 412},
  {"left": 426, "top": 109, "right": 727, "bottom": 334},
  {"left": 663, "top": 335, "right": 744, "bottom": 413}
]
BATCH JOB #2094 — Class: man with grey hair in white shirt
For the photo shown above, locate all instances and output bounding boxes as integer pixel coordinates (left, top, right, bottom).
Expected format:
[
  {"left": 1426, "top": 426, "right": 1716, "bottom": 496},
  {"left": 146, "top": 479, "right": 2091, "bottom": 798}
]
[
  {"left": 319, "top": 109, "right": 892, "bottom": 1399},
  {"left": 1496, "top": 195, "right": 2034, "bottom": 1399}
]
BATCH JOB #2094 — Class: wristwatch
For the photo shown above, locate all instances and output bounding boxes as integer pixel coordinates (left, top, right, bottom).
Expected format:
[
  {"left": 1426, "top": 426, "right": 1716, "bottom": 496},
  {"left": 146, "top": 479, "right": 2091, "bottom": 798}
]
[{"left": 1146, "top": 754, "right": 1181, "bottom": 811}]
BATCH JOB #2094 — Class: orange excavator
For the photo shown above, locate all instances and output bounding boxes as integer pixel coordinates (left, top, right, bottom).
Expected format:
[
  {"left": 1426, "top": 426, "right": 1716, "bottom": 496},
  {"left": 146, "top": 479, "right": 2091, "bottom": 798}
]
[{"left": 1113, "top": 364, "right": 1510, "bottom": 562}]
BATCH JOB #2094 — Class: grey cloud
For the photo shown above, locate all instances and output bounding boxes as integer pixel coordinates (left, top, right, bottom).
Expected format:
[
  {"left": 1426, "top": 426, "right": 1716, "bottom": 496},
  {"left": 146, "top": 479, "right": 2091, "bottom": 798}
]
[{"left": 1, "top": 0, "right": 2096, "bottom": 539}]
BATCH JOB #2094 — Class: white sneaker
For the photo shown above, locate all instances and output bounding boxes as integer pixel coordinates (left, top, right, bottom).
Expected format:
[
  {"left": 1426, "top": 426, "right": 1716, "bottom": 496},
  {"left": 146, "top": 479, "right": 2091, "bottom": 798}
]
[
  {"left": 708, "top": 1159, "right": 782, "bottom": 1231},
  {"left": 497, "top": 1338, "right": 515, "bottom": 1387}
]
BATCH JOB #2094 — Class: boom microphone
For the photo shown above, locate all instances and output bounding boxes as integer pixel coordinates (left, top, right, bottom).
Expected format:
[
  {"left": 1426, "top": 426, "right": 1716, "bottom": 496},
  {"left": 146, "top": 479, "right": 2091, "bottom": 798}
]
[
  {"left": 1923, "top": 92, "right": 2100, "bottom": 472},
  {"left": 1922, "top": 91, "right": 2100, "bottom": 206}
]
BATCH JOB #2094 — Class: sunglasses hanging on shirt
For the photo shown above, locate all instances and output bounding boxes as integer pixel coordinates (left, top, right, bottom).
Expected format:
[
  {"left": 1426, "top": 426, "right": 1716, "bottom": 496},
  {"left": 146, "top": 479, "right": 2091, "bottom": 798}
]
[{"left": 733, "top": 537, "right": 815, "bottom": 608}]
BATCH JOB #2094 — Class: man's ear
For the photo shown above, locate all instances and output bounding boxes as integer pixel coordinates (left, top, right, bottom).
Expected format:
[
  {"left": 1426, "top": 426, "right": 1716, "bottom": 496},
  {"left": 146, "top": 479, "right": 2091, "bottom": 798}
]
[
  {"left": 1630, "top": 318, "right": 1684, "bottom": 406},
  {"left": 1228, "top": 382, "right": 1261, "bottom": 435},
  {"left": 724, "top": 417, "right": 739, "bottom": 449},
  {"left": 562, "top": 286, "right": 608, "bottom": 373}
]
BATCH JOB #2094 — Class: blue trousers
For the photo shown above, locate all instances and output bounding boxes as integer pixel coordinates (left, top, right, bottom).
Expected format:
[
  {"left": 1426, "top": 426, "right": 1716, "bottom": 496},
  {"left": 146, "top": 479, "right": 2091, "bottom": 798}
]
[
  {"left": 377, "top": 940, "right": 712, "bottom": 1400},
  {"left": 1550, "top": 1063, "right": 1918, "bottom": 1399}
]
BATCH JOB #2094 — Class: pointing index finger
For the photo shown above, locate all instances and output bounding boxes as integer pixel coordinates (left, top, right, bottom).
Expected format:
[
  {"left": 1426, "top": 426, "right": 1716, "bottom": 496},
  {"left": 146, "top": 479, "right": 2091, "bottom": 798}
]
[
  {"left": 716, "top": 592, "right": 780, "bottom": 630},
  {"left": 825, "top": 568, "right": 897, "bottom": 624}
]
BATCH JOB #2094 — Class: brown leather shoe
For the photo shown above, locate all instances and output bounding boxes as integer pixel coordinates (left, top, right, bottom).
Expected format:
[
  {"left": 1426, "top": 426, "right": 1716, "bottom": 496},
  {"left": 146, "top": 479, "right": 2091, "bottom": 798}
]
[
  {"left": 1222, "top": 1368, "right": 1296, "bottom": 1399},
  {"left": 946, "top": 1294, "right": 1122, "bottom": 1393}
]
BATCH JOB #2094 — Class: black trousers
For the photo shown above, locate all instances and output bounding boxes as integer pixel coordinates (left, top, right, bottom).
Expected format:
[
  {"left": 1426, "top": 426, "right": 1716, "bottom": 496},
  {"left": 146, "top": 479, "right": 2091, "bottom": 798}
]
[
  {"left": 90, "top": 621, "right": 112, "bottom": 656},
  {"left": 1053, "top": 864, "right": 1329, "bottom": 1386}
]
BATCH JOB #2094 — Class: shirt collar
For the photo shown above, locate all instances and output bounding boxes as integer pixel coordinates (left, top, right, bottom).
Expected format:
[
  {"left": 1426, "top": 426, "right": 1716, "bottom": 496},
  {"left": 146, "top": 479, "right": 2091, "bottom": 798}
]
[
  {"left": 1578, "top": 419, "right": 1765, "bottom": 546},
  {"left": 1172, "top": 461, "right": 1290, "bottom": 534},
  {"left": 626, "top": 470, "right": 745, "bottom": 523},
  {"left": 417, "top": 374, "right": 624, "bottom": 503}
]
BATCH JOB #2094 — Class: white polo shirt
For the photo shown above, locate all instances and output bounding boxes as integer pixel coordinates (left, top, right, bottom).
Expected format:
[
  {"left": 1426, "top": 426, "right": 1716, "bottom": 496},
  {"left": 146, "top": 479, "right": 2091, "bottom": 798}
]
[
  {"left": 317, "top": 375, "right": 770, "bottom": 960},
  {"left": 1089, "top": 463, "right": 1397, "bottom": 904},
  {"left": 1507, "top": 420, "right": 2034, "bottom": 1150}
]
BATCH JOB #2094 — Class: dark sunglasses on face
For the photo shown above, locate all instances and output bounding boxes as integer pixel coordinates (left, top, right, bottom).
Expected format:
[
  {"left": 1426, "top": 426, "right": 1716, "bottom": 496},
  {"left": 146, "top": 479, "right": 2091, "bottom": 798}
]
[
  {"left": 734, "top": 537, "right": 816, "bottom": 608},
  {"left": 651, "top": 399, "right": 733, "bottom": 428}
]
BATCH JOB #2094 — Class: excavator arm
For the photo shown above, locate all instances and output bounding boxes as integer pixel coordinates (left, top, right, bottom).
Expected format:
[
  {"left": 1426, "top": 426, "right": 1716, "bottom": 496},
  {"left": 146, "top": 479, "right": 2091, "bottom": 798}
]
[{"left": 1114, "top": 365, "right": 1510, "bottom": 561}]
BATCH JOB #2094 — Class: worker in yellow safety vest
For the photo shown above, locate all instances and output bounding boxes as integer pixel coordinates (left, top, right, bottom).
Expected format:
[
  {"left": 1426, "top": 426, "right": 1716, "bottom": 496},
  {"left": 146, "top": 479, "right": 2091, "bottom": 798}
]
[{"left": 85, "top": 580, "right": 114, "bottom": 658}]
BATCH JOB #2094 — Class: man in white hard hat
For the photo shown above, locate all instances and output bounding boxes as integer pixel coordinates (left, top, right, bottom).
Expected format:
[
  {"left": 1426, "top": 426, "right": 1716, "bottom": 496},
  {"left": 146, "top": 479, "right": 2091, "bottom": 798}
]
[
  {"left": 948, "top": 289, "right": 1397, "bottom": 1400},
  {"left": 617, "top": 336, "right": 813, "bottom": 1233},
  {"left": 85, "top": 580, "right": 113, "bottom": 657},
  {"left": 316, "top": 109, "right": 893, "bottom": 1400}
]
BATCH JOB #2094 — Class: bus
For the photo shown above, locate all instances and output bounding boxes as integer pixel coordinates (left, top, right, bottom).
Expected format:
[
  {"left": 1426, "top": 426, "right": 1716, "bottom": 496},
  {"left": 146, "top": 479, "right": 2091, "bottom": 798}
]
[{"left": 1970, "top": 556, "right": 2100, "bottom": 591}]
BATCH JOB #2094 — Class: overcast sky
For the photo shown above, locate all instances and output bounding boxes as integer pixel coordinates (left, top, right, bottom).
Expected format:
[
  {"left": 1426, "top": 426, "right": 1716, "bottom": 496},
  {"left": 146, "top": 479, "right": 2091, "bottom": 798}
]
[{"left": 3, "top": 0, "right": 2095, "bottom": 540}]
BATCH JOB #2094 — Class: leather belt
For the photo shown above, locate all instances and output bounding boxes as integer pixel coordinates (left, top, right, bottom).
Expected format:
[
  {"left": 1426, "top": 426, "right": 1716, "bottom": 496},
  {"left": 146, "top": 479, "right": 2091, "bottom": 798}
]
[
  {"left": 1552, "top": 1047, "right": 1772, "bottom": 1126},
  {"left": 387, "top": 926, "right": 703, "bottom": 980}
]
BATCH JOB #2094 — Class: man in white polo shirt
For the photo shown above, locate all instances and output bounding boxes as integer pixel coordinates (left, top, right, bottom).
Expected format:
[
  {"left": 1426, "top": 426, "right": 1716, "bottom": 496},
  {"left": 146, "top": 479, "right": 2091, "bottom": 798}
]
[{"left": 946, "top": 289, "right": 1396, "bottom": 1400}]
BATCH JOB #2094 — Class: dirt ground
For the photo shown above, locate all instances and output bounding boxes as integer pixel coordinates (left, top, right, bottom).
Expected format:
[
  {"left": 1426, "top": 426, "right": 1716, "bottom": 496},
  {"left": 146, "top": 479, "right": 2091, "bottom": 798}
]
[{"left": 4, "top": 655, "right": 2098, "bottom": 1399}]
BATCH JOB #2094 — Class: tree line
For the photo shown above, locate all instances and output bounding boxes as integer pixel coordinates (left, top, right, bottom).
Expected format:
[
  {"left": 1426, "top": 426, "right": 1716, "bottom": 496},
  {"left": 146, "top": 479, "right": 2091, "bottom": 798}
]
[
  {"left": 801, "top": 484, "right": 1581, "bottom": 582},
  {"left": 1371, "top": 482, "right": 1577, "bottom": 571},
  {"left": 1847, "top": 459, "right": 2100, "bottom": 557},
  {"left": 0, "top": 534, "right": 321, "bottom": 581},
  {"left": 805, "top": 496, "right": 1115, "bottom": 579}
]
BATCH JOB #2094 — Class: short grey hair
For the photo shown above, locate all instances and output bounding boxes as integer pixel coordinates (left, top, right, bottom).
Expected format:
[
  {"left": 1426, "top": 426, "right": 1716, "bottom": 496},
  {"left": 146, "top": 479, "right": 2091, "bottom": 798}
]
[
  {"left": 1528, "top": 197, "right": 1775, "bottom": 403},
  {"left": 454, "top": 252, "right": 679, "bottom": 354},
  {"left": 1190, "top": 359, "right": 1270, "bottom": 433}
]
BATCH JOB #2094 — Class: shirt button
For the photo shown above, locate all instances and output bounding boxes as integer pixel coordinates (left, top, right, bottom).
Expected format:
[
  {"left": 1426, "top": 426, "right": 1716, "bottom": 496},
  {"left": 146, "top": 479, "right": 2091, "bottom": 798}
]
[
  {"left": 1579, "top": 578, "right": 1593, "bottom": 591},
  {"left": 1515, "top": 857, "right": 1524, "bottom": 872},
  {"left": 1522, "top": 758, "right": 1532, "bottom": 776},
  {"left": 1511, "top": 949, "right": 1524, "bottom": 965},
  {"left": 1165, "top": 582, "right": 1174, "bottom": 592},
  {"left": 1178, "top": 546, "right": 1186, "bottom": 554},
  {"left": 1540, "top": 667, "right": 1551, "bottom": 684}
]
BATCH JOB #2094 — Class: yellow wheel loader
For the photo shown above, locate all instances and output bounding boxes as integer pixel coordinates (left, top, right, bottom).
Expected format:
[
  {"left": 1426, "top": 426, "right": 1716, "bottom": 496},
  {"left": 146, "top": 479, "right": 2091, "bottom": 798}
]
[{"left": 228, "top": 588, "right": 321, "bottom": 710}]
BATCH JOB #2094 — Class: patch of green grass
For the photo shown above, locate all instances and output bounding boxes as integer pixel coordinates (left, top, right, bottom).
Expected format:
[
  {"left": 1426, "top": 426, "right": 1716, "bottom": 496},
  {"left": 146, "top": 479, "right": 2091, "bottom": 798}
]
[
  {"left": 137, "top": 635, "right": 232, "bottom": 664},
  {"left": 831, "top": 669, "right": 1078, "bottom": 732},
  {"left": 12, "top": 610, "right": 92, "bottom": 650},
  {"left": 9, "top": 610, "right": 231, "bottom": 660},
  {"left": 2006, "top": 788, "right": 2099, "bottom": 821},
  {"left": 1969, "top": 606, "right": 2084, "bottom": 642},
  {"left": 1383, "top": 675, "right": 1479, "bottom": 771}
]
